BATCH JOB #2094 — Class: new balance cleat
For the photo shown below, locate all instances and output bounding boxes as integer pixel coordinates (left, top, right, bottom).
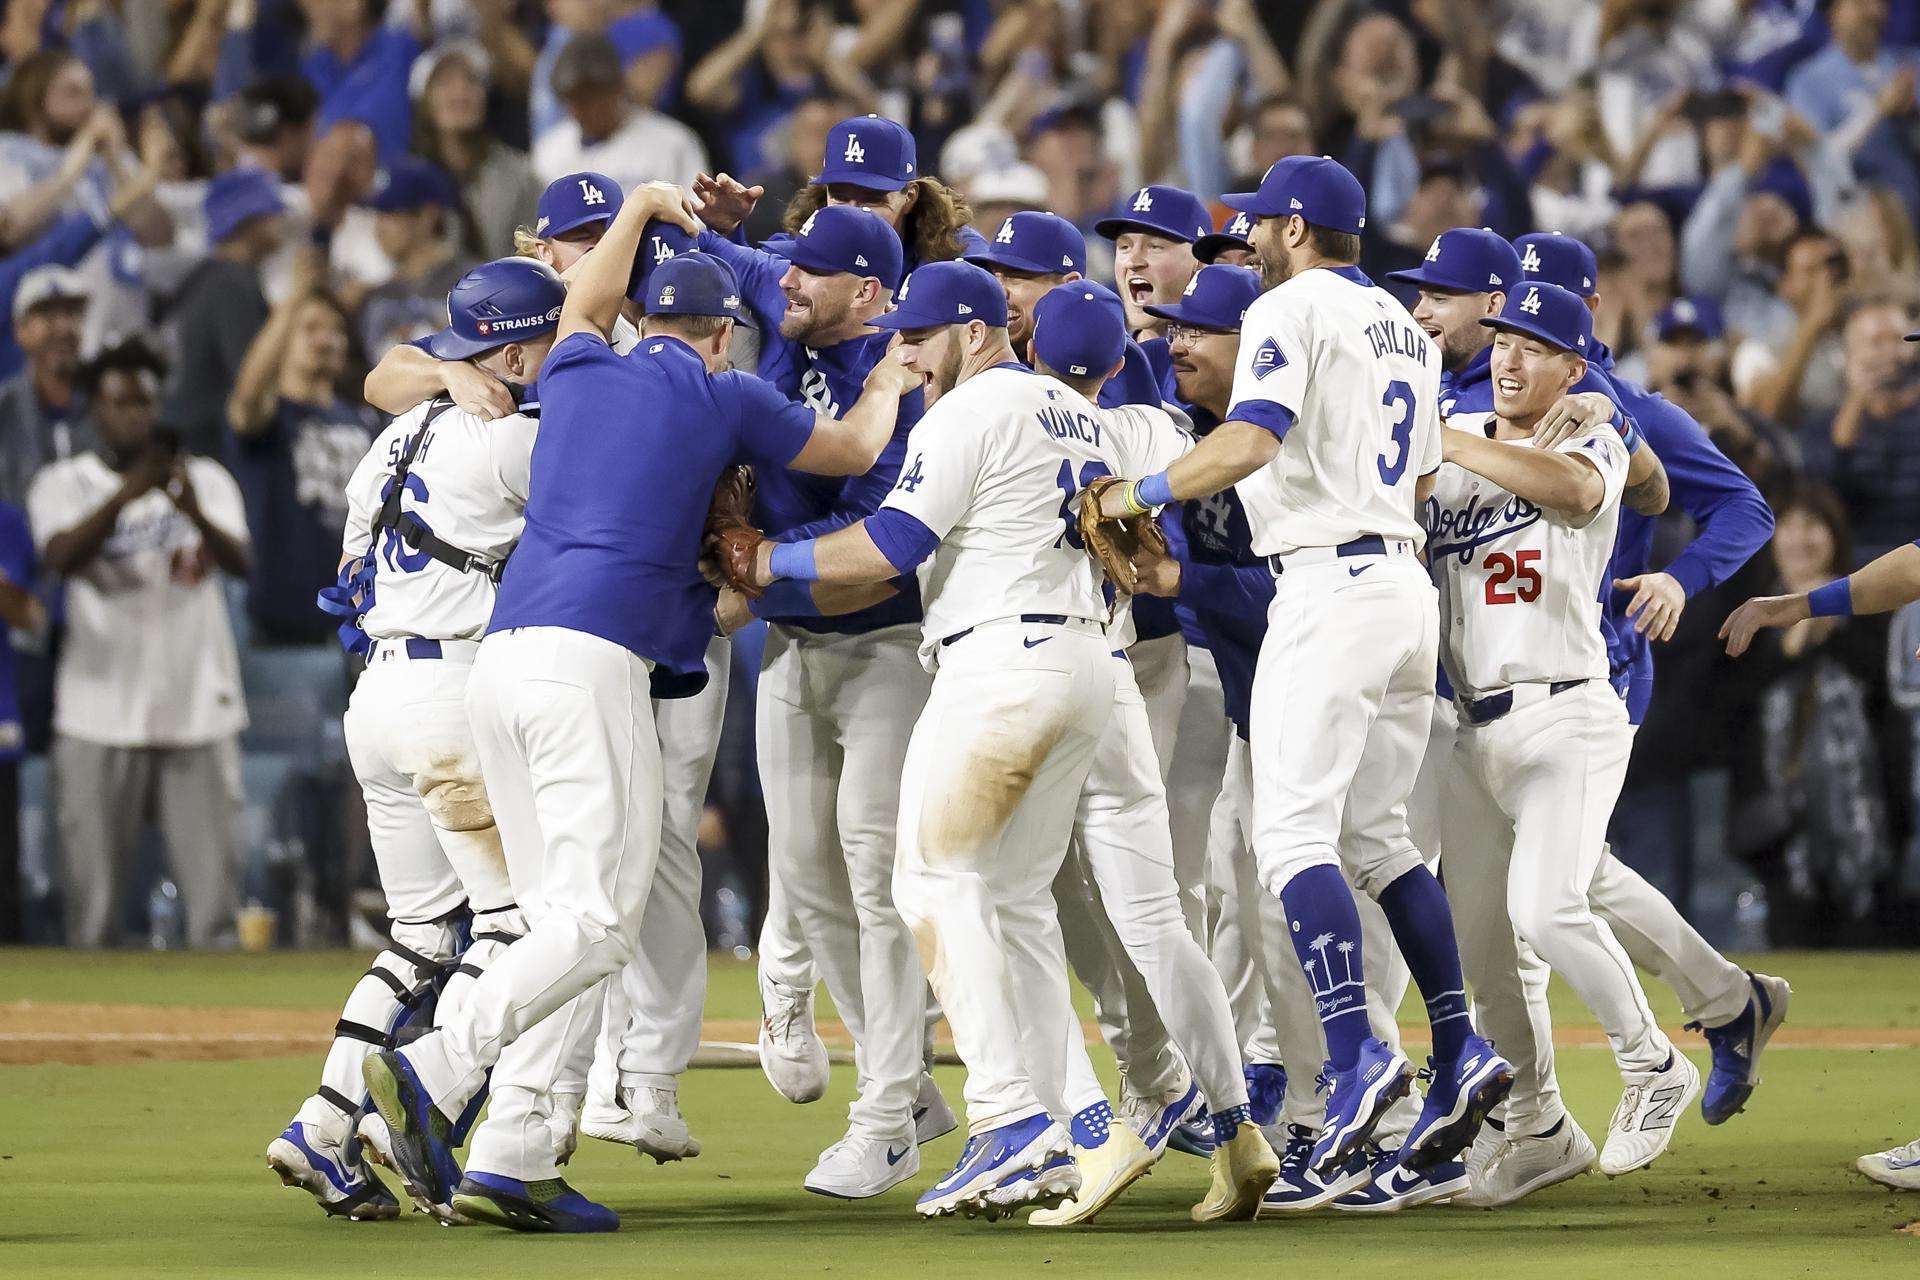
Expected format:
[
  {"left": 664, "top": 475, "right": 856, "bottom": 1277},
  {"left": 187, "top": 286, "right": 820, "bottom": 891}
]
[
  {"left": 757, "top": 970, "right": 829, "bottom": 1104},
  {"left": 451, "top": 1172, "right": 618, "bottom": 1233},
  {"left": 1028, "top": 1126, "right": 1156, "bottom": 1227},
  {"left": 1856, "top": 1137, "right": 1920, "bottom": 1191},
  {"left": 1600, "top": 1050, "right": 1699, "bottom": 1176},
  {"left": 913, "top": 1073, "right": 958, "bottom": 1145},
  {"left": 804, "top": 1132, "right": 920, "bottom": 1199},
  {"left": 266, "top": 1121, "right": 400, "bottom": 1221},
  {"left": 361, "top": 1049, "right": 464, "bottom": 1221},
  {"left": 1191, "top": 1122, "right": 1280, "bottom": 1222},
  {"left": 583, "top": 1085, "right": 702, "bottom": 1162},
  {"left": 1332, "top": 1147, "right": 1467, "bottom": 1213},
  {"left": 916, "top": 1113, "right": 1066, "bottom": 1218},
  {"left": 1400, "top": 1034, "right": 1513, "bottom": 1171},
  {"left": 1692, "top": 971, "right": 1791, "bottom": 1125},
  {"left": 1259, "top": 1126, "right": 1372, "bottom": 1214},
  {"left": 1310, "top": 1038, "right": 1411, "bottom": 1177},
  {"left": 1460, "top": 1115, "right": 1596, "bottom": 1207},
  {"left": 1245, "top": 1062, "right": 1288, "bottom": 1129},
  {"left": 1119, "top": 1079, "right": 1204, "bottom": 1161},
  {"left": 978, "top": 1151, "right": 1080, "bottom": 1219}
]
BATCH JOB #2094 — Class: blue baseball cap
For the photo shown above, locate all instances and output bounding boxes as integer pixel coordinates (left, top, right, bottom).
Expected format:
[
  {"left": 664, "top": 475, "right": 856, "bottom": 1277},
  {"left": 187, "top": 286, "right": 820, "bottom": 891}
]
[
  {"left": 1223, "top": 155, "right": 1367, "bottom": 235},
  {"left": 1480, "top": 281, "right": 1593, "bottom": 355},
  {"left": 814, "top": 114, "right": 917, "bottom": 192},
  {"left": 782, "top": 205, "right": 905, "bottom": 289},
  {"left": 365, "top": 156, "right": 459, "bottom": 213},
  {"left": 965, "top": 211, "right": 1087, "bottom": 276},
  {"left": 425, "top": 257, "right": 566, "bottom": 360},
  {"left": 628, "top": 218, "right": 699, "bottom": 302},
  {"left": 1031, "top": 283, "right": 1127, "bottom": 379},
  {"left": 203, "top": 167, "right": 286, "bottom": 243},
  {"left": 1387, "top": 226, "right": 1522, "bottom": 294},
  {"left": 872, "top": 260, "right": 1008, "bottom": 330},
  {"left": 608, "top": 8, "right": 680, "bottom": 65},
  {"left": 1654, "top": 295, "right": 1724, "bottom": 342},
  {"left": 1194, "top": 209, "right": 1256, "bottom": 264},
  {"left": 1094, "top": 185, "right": 1213, "bottom": 244},
  {"left": 1143, "top": 264, "right": 1264, "bottom": 332},
  {"left": 646, "top": 252, "right": 746, "bottom": 321},
  {"left": 1513, "top": 231, "right": 1599, "bottom": 297},
  {"left": 537, "top": 170, "right": 624, "bottom": 239}
]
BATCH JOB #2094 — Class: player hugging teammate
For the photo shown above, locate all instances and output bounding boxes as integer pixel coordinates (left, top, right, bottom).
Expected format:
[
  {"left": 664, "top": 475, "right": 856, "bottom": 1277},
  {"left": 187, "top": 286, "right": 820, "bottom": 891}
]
[{"left": 268, "top": 113, "right": 1811, "bottom": 1235}]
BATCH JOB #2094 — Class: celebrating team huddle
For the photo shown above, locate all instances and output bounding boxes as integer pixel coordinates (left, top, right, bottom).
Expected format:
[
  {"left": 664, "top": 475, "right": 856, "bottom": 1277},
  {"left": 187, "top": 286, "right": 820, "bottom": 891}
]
[{"left": 265, "top": 116, "right": 1838, "bottom": 1234}]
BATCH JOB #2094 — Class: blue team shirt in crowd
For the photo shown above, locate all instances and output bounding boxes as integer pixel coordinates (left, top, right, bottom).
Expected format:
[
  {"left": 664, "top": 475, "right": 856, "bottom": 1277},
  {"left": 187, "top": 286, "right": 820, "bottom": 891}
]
[
  {"left": 305, "top": 25, "right": 420, "bottom": 163},
  {"left": 0, "top": 502, "right": 34, "bottom": 759},
  {"left": 491, "top": 332, "right": 816, "bottom": 685}
]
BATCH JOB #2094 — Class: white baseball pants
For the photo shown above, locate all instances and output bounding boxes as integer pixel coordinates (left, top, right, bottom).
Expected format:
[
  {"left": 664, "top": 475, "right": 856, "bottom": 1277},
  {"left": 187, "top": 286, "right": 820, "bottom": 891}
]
[
  {"left": 757, "top": 622, "right": 932, "bottom": 1143},
  {"left": 404, "top": 626, "right": 664, "bottom": 1181},
  {"left": 892, "top": 620, "right": 1116, "bottom": 1133}
]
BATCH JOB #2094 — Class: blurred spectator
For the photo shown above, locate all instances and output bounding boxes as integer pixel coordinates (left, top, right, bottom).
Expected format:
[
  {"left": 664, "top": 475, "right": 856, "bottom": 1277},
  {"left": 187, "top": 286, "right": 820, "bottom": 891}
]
[
  {"left": 0, "top": 50, "right": 115, "bottom": 247},
  {"left": 1024, "top": 105, "right": 1122, "bottom": 236},
  {"left": 533, "top": 32, "right": 706, "bottom": 191},
  {"left": 607, "top": 1, "right": 682, "bottom": 111},
  {"left": 410, "top": 40, "right": 542, "bottom": 258},
  {"left": 1729, "top": 486, "right": 1903, "bottom": 946},
  {"left": 524, "top": 0, "right": 615, "bottom": 143},
  {"left": 161, "top": 168, "right": 287, "bottom": 455},
  {"left": 0, "top": 491, "right": 40, "bottom": 944},
  {"left": 964, "top": 164, "right": 1051, "bottom": 240},
  {"left": 1832, "top": 183, "right": 1920, "bottom": 284},
  {"left": 226, "top": 274, "right": 376, "bottom": 645},
  {"left": 356, "top": 156, "right": 471, "bottom": 361},
  {"left": 1643, "top": 294, "right": 1799, "bottom": 500},
  {"left": 28, "top": 339, "right": 252, "bottom": 949},
  {"left": 1682, "top": 142, "right": 1816, "bottom": 346},
  {"left": 738, "top": 91, "right": 856, "bottom": 247},
  {"left": 0, "top": 267, "right": 92, "bottom": 507},
  {"left": 1594, "top": 200, "right": 1681, "bottom": 381},
  {"left": 1799, "top": 299, "right": 1920, "bottom": 562},
  {"left": 1785, "top": 0, "right": 1920, "bottom": 213},
  {"left": 1735, "top": 227, "right": 1849, "bottom": 423},
  {"left": 1593, "top": 0, "right": 1716, "bottom": 193},
  {"left": 292, "top": 0, "right": 429, "bottom": 164},
  {"left": 1228, "top": 93, "right": 1314, "bottom": 191}
]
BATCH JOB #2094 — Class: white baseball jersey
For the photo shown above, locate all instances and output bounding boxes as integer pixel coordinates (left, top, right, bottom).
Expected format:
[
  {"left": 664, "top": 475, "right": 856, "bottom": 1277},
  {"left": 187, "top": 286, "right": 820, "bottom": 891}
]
[
  {"left": 881, "top": 365, "right": 1130, "bottom": 663},
  {"left": 1425, "top": 413, "right": 1630, "bottom": 699},
  {"left": 1228, "top": 267, "right": 1442, "bottom": 557},
  {"left": 342, "top": 400, "right": 538, "bottom": 641},
  {"left": 1094, "top": 401, "right": 1194, "bottom": 648}
]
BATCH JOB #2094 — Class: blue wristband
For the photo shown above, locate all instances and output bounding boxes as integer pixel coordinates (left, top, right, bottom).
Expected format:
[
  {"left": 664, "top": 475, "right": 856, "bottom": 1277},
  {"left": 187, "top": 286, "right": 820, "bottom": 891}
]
[
  {"left": 1137, "top": 470, "right": 1174, "bottom": 508},
  {"left": 749, "top": 578, "right": 819, "bottom": 618},
  {"left": 768, "top": 539, "right": 820, "bottom": 583},
  {"left": 1806, "top": 577, "right": 1852, "bottom": 618}
]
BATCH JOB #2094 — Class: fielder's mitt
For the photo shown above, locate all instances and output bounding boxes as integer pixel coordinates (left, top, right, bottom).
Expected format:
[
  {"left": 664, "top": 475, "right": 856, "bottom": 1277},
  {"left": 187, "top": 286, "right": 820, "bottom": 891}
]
[
  {"left": 703, "top": 465, "right": 765, "bottom": 599},
  {"left": 1078, "top": 475, "right": 1168, "bottom": 596}
]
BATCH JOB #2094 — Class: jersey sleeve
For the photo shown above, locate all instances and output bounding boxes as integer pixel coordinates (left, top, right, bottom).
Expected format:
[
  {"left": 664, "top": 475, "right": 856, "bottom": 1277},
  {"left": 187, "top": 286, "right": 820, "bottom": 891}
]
[
  {"left": 340, "top": 431, "right": 390, "bottom": 558},
  {"left": 1549, "top": 427, "right": 1630, "bottom": 530},
  {"left": 489, "top": 414, "right": 540, "bottom": 506},
  {"left": 191, "top": 459, "right": 253, "bottom": 549},
  {"left": 1414, "top": 365, "right": 1443, "bottom": 477},
  {"left": 723, "top": 372, "right": 818, "bottom": 468},
  {"left": 694, "top": 231, "right": 790, "bottom": 332},
  {"left": 879, "top": 407, "right": 987, "bottom": 540},
  {"left": 1226, "top": 294, "right": 1312, "bottom": 437},
  {"left": 1109, "top": 404, "right": 1195, "bottom": 477}
]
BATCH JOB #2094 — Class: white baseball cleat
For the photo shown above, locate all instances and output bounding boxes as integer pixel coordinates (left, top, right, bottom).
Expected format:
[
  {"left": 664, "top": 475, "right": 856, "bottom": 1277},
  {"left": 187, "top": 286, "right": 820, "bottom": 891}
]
[
  {"left": 1600, "top": 1051, "right": 1699, "bottom": 1176},
  {"left": 266, "top": 1120, "right": 400, "bottom": 1221},
  {"left": 1459, "top": 1115, "right": 1596, "bottom": 1207},
  {"left": 550, "top": 1090, "right": 583, "bottom": 1166},
  {"left": 581, "top": 1085, "right": 702, "bottom": 1162},
  {"left": 1463, "top": 1116, "right": 1509, "bottom": 1189},
  {"left": 803, "top": 1131, "right": 920, "bottom": 1199},
  {"left": 758, "top": 971, "right": 830, "bottom": 1103},
  {"left": 1857, "top": 1137, "right": 1920, "bottom": 1191},
  {"left": 913, "top": 1072, "right": 958, "bottom": 1145}
]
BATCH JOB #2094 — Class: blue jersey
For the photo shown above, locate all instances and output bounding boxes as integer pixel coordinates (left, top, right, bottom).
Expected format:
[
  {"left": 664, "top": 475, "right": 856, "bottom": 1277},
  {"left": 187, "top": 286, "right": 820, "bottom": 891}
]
[
  {"left": 1094, "top": 337, "right": 1181, "bottom": 643},
  {"left": 1167, "top": 408, "right": 1271, "bottom": 733},
  {"left": 493, "top": 333, "right": 816, "bottom": 687},
  {"left": 0, "top": 502, "right": 33, "bottom": 759},
  {"left": 693, "top": 231, "right": 927, "bottom": 634},
  {"left": 1134, "top": 335, "right": 1184, "bottom": 410}
]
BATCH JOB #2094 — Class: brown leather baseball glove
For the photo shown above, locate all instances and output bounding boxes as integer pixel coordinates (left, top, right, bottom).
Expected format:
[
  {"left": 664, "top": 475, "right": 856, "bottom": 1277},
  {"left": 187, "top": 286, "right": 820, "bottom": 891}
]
[
  {"left": 702, "top": 465, "right": 765, "bottom": 599},
  {"left": 1078, "top": 475, "right": 1168, "bottom": 596}
]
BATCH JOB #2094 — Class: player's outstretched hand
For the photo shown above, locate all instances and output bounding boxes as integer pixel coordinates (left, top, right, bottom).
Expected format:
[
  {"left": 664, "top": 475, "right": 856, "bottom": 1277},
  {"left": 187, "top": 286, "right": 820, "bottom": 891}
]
[
  {"left": 629, "top": 180, "right": 704, "bottom": 235},
  {"left": 692, "top": 172, "right": 763, "bottom": 235},
  {"left": 444, "top": 361, "right": 516, "bottom": 420},
  {"left": 1131, "top": 544, "right": 1182, "bottom": 597},
  {"left": 1718, "top": 592, "right": 1809, "bottom": 657},
  {"left": 1614, "top": 571, "right": 1684, "bottom": 642},
  {"left": 863, "top": 335, "right": 921, "bottom": 397},
  {"left": 1534, "top": 391, "right": 1617, "bottom": 450}
]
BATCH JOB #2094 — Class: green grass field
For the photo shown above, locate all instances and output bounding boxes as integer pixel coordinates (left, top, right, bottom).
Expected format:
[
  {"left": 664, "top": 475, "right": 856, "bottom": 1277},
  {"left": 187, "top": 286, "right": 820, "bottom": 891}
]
[{"left": 2, "top": 949, "right": 1916, "bottom": 1278}]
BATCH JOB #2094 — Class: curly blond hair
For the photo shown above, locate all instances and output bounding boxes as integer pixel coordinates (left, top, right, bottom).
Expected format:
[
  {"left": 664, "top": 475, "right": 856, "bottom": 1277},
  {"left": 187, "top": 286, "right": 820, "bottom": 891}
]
[{"left": 783, "top": 177, "right": 976, "bottom": 266}]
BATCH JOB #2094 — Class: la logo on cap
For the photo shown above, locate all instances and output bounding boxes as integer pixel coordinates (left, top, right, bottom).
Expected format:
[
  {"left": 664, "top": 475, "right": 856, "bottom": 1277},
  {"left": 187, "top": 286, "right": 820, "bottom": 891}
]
[
  {"left": 800, "top": 211, "right": 818, "bottom": 235},
  {"left": 1229, "top": 212, "right": 1251, "bottom": 236},
  {"left": 1131, "top": 189, "right": 1153, "bottom": 212},
  {"left": 1182, "top": 274, "right": 1199, "bottom": 296},
  {"left": 996, "top": 219, "right": 1015, "bottom": 243},
  {"left": 844, "top": 135, "right": 865, "bottom": 163},
  {"left": 1424, "top": 236, "right": 1442, "bottom": 262},
  {"left": 649, "top": 234, "right": 675, "bottom": 261},
  {"left": 1519, "top": 287, "right": 1542, "bottom": 315},
  {"left": 1520, "top": 244, "right": 1542, "bottom": 273}
]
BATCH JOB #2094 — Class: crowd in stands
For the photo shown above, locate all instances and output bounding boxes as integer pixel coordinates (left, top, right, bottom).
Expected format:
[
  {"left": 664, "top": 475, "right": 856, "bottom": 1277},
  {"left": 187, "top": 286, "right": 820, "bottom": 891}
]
[{"left": 0, "top": 0, "right": 1916, "bottom": 949}]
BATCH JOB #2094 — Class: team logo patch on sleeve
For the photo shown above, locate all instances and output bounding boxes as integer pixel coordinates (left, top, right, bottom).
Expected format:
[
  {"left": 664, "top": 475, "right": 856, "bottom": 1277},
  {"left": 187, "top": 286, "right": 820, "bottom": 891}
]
[{"left": 1252, "top": 337, "right": 1287, "bottom": 379}]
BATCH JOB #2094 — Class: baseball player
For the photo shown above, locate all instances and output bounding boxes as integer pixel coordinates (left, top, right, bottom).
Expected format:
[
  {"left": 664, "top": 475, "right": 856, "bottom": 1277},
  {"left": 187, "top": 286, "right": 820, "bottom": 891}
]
[
  {"left": 689, "top": 203, "right": 955, "bottom": 1198},
  {"left": 361, "top": 183, "right": 919, "bottom": 1232},
  {"left": 1195, "top": 210, "right": 1258, "bottom": 269},
  {"left": 735, "top": 260, "right": 1267, "bottom": 1226},
  {"left": 264, "top": 257, "right": 558, "bottom": 1221},
  {"left": 1431, "top": 281, "right": 1704, "bottom": 1190},
  {"left": 1091, "top": 157, "right": 1511, "bottom": 1193}
]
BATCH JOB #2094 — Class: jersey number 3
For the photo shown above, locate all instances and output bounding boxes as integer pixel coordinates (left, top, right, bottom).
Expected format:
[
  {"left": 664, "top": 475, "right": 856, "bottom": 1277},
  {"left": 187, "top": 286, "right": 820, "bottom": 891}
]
[
  {"left": 1378, "top": 380, "right": 1415, "bottom": 484},
  {"left": 1056, "top": 460, "right": 1114, "bottom": 549}
]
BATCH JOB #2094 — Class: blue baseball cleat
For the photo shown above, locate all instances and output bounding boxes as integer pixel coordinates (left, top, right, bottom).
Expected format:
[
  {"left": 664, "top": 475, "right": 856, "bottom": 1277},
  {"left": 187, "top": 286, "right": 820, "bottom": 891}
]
[
  {"left": 1123, "top": 1080, "right": 1207, "bottom": 1159},
  {"left": 1309, "top": 1038, "right": 1411, "bottom": 1177},
  {"left": 1400, "top": 1033, "right": 1513, "bottom": 1171},
  {"left": 1259, "top": 1124, "right": 1372, "bottom": 1214},
  {"left": 361, "top": 1049, "right": 464, "bottom": 1222},
  {"left": 1693, "top": 972, "right": 1791, "bottom": 1125},
  {"left": 916, "top": 1112, "right": 1068, "bottom": 1219},
  {"left": 265, "top": 1121, "right": 400, "bottom": 1221},
  {"left": 1245, "top": 1062, "right": 1288, "bottom": 1129},
  {"left": 452, "top": 1172, "right": 619, "bottom": 1232},
  {"left": 978, "top": 1150, "right": 1081, "bottom": 1220},
  {"left": 1331, "top": 1147, "right": 1468, "bottom": 1213}
]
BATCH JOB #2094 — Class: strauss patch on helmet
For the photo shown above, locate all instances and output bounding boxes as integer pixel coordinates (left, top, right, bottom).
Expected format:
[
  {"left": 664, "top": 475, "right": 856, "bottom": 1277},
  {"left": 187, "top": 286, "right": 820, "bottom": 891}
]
[{"left": 475, "top": 306, "right": 561, "bottom": 336}]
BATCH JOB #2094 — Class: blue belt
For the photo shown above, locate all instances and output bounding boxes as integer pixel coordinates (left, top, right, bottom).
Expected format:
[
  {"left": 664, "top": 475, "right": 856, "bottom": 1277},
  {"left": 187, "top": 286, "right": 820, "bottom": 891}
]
[
  {"left": 1462, "top": 678, "right": 1586, "bottom": 727},
  {"left": 940, "top": 613, "right": 1071, "bottom": 648},
  {"left": 371, "top": 638, "right": 444, "bottom": 661},
  {"left": 1267, "top": 534, "right": 1385, "bottom": 576}
]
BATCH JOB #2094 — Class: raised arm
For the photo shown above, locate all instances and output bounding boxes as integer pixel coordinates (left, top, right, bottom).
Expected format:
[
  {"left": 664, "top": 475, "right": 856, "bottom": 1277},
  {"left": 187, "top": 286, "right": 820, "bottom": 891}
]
[
  {"left": 1721, "top": 539, "right": 1920, "bottom": 657},
  {"left": 1441, "top": 427, "right": 1605, "bottom": 518},
  {"left": 363, "top": 342, "right": 516, "bottom": 419},
  {"left": 557, "top": 182, "right": 702, "bottom": 343}
]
